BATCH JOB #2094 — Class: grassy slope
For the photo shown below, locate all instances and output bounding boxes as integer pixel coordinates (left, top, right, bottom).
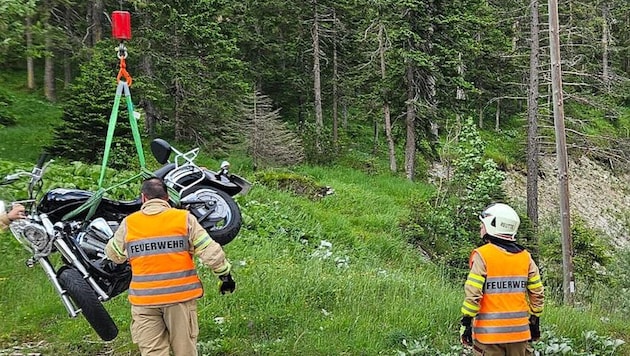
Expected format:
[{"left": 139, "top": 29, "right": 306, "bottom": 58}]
[
  {"left": 0, "top": 71, "right": 61, "bottom": 163},
  {"left": 0, "top": 73, "right": 628, "bottom": 355}
]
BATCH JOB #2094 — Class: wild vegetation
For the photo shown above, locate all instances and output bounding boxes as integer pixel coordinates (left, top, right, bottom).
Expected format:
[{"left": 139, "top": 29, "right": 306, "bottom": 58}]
[
  {"left": 2, "top": 0, "right": 630, "bottom": 354},
  {"left": 1, "top": 72, "right": 629, "bottom": 355}
]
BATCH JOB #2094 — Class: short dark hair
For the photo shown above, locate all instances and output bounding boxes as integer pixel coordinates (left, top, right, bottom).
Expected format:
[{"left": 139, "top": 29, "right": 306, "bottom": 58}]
[{"left": 141, "top": 177, "right": 168, "bottom": 200}]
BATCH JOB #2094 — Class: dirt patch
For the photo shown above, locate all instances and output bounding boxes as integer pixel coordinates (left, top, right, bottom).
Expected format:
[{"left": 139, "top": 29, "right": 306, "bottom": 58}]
[{"left": 503, "top": 154, "right": 630, "bottom": 248}]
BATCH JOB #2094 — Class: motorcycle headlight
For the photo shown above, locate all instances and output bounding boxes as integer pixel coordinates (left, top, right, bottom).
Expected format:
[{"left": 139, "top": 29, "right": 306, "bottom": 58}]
[{"left": 10, "top": 219, "right": 53, "bottom": 257}]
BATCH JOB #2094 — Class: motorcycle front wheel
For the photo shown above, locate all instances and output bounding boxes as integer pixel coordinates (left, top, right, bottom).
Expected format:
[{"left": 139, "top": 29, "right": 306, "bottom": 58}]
[
  {"left": 58, "top": 267, "right": 118, "bottom": 341},
  {"left": 181, "top": 186, "right": 242, "bottom": 245}
]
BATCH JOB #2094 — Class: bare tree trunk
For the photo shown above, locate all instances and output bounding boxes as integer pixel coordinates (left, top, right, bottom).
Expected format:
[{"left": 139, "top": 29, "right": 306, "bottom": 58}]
[
  {"left": 379, "top": 24, "right": 396, "bottom": 173},
  {"left": 141, "top": 54, "right": 158, "bottom": 136},
  {"left": 44, "top": 27, "right": 56, "bottom": 101},
  {"left": 312, "top": 0, "right": 323, "bottom": 153},
  {"left": 91, "top": 0, "right": 103, "bottom": 45},
  {"left": 63, "top": 54, "right": 72, "bottom": 88},
  {"left": 26, "top": 16, "right": 35, "bottom": 90},
  {"left": 174, "top": 78, "right": 183, "bottom": 141},
  {"left": 404, "top": 64, "right": 416, "bottom": 181},
  {"left": 601, "top": 3, "right": 610, "bottom": 93},
  {"left": 495, "top": 99, "right": 501, "bottom": 131},
  {"left": 373, "top": 117, "right": 379, "bottom": 155},
  {"left": 342, "top": 102, "right": 348, "bottom": 130},
  {"left": 549, "top": 0, "right": 575, "bottom": 306},
  {"left": 332, "top": 9, "right": 339, "bottom": 150},
  {"left": 527, "top": 0, "right": 541, "bottom": 229}
]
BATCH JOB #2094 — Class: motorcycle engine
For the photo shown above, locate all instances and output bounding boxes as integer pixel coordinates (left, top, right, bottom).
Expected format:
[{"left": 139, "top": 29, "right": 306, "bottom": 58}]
[
  {"left": 76, "top": 218, "right": 116, "bottom": 258},
  {"left": 10, "top": 220, "right": 53, "bottom": 257}
]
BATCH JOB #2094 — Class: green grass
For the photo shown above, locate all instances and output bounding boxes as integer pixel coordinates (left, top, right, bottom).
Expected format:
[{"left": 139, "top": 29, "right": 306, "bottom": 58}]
[
  {"left": 0, "top": 71, "right": 62, "bottom": 163},
  {"left": 0, "top": 71, "right": 629, "bottom": 355}
]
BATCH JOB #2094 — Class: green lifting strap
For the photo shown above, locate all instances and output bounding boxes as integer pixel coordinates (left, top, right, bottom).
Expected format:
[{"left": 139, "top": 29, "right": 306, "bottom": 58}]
[
  {"left": 98, "top": 80, "right": 146, "bottom": 187},
  {"left": 62, "top": 81, "right": 150, "bottom": 222}
]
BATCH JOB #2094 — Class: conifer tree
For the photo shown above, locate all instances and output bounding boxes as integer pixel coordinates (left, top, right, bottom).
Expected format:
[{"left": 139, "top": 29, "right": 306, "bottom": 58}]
[
  {"left": 47, "top": 43, "right": 137, "bottom": 169},
  {"left": 239, "top": 90, "right": 305, "bottom": 169}
]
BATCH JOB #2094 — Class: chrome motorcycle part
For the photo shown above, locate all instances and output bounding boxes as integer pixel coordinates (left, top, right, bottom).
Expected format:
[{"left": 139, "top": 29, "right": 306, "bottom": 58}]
[
  {"left": 181, "top": 186, "right": 242, "bottom": 245},
  {"left": 10, "top": 219, "right": 53, "bottom": 257}
]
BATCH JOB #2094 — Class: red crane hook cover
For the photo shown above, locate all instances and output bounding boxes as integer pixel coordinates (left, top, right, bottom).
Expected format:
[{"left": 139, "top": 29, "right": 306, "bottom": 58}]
[{"left": 112, "top": 11, "right": 131, "bottom": 40}]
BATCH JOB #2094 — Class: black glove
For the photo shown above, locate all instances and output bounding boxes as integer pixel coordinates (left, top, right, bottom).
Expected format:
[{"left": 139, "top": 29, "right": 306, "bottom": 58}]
[
  {"left": 460, "top": 316, "right": 473, "bottom": 346},
  {"left": 529, "top": 315, "right": 541, "bottom": 341},
  {"left": 218, "top": 273, "right": 236, "bottom": 294}
]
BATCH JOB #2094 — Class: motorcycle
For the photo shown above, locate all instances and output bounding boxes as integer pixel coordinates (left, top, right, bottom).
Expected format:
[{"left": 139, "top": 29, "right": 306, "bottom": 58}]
[{"left": 0, "top": 138, "right": 250, "bottom": 341}]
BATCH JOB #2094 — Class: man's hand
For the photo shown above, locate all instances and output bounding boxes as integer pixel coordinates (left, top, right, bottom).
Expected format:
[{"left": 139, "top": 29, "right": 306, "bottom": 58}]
[
  {"left": 7, "top": 204, "right": 25, "bottom": 221},
  {"left": 529, "top": 315, "right": 541, "bottom": 341},
  {"left": 218, "top": 273, "right": 236, "bottom": 294},
  {"left": 460, "top": 316, "right": 473, "bottom": 346}
]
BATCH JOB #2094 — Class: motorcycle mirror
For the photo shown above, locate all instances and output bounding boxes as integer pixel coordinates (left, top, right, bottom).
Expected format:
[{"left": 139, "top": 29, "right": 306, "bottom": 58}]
[{"left": 150, "top": 138, "right": 172, "bottom": 164}]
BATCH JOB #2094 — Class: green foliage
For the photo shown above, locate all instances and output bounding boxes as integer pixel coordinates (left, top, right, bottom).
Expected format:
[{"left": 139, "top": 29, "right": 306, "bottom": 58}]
[
  {"left": 532, "top": 328, "right": 625, "bottom": 355},
  {"left": 132, "top": 0, "right": 249, "bottom": 145},
  {"left": 0, "top": 72, "right": 61, "bottom": 163},
  {"left": 0, "top": 88, "right": 17, "bottom": 126},
  {"left": 403, "top": 117, "right": 508, "bottom": 274},
  {"left": 0, "top": 0, "right": 36, "bottom": 63},
  {"left": 47, "top": 42, "right": 139, "bottom": 170},
  {"left": 0, "top": 159, "right": 140, "bottom": 202},
  {"left": 539, "top": 217, "right": 614, "bottom": 302}
]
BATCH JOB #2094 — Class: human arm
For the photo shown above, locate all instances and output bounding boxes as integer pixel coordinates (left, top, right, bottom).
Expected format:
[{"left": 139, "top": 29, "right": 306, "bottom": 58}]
[
  {"left": 527, "top": 256, "right": 544, "bottom": 341},
  {"left": 460, "top": 252, "right": 486, "bottom": 345},
  {"left": 527, "top": 256, "right": 544, "bottom": 316},
  {"left": 187, "top": 213, "right": 231, "bottom": 274},
  {"left": 104, "top": 219, "right": 128, "bottom": 264},
  {"left": 461, "top": 252, "right": 486, "bottom": 317},
  {"left": 0, "top": 204, "right": 25, "bottom": 231}
]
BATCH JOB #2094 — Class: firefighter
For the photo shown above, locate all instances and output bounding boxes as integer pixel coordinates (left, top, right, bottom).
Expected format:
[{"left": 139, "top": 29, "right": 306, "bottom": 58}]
[
  {"left": 105, "top": 177, "right": 235, "bottom": 356},
  {"left": 0, "top": 203, "right": 25, "bottom": 231},
  {"left": 460, "top": 203, "right": 544, "bottom": 356}
]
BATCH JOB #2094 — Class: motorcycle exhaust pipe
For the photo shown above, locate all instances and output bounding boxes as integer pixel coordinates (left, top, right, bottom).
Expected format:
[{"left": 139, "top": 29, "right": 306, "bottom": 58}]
[{"left": 37, "top": 257, "right": 79, "bottom": 318}]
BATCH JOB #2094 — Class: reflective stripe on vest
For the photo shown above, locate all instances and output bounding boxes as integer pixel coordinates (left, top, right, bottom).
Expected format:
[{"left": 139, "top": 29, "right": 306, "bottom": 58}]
[
  {"left": 472, "top": 244, "right": 531, "bottom": 344},
  {"left": 125, "top": 208, "right": 203, "bottom": 306}
]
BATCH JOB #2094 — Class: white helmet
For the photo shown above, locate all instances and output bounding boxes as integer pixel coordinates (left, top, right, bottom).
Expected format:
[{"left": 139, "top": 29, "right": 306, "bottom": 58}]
[{"left": 479, "top": 203, "right": 520, "bottom": 241}]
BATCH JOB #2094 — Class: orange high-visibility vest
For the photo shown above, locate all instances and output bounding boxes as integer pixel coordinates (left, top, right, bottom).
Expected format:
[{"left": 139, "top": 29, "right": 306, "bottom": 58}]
[
  {"left": 472, "top": 244, "right": 531, "bottom": 344},
  {"left": 125, "top": 208, "right": 203, "bottom": 306}
]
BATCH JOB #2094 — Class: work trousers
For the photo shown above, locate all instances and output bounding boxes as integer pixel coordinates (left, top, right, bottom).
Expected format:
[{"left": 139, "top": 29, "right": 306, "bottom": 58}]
[
  {"left": 472, "top": 340, "right": 534, "bottom": 356},
  {"left": 131, "top": 299, "right": 199, "bottom": 356}
]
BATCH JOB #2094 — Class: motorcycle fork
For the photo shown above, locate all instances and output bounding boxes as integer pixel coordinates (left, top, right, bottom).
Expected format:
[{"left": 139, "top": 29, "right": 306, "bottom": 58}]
[
  {"left": 53, "top": 239, "right": 111, "bottom": 302},
  {"left": 35, "top": 256, "right": 79, "bottom": 318}
]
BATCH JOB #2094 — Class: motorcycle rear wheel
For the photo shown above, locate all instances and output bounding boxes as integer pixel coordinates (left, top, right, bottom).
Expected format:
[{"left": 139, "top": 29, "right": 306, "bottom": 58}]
[
  {"left": 58, "top": 267, "right": 118, "bottom": 341},
  {"left": 182, "top": 186, "right": 242, "bottom": 245}
]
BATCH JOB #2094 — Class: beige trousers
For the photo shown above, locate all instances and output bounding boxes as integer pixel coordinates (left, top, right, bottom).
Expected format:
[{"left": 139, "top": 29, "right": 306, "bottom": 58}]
[
  {"left": 473, "top": 340, "right": 534, "bottom": 356},
  {"left": 131, "top": 299, "right": 199, "bottom": 356}
]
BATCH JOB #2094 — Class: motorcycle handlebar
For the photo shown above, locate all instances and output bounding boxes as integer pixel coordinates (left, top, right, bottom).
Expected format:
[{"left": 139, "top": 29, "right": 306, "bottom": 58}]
[{"left": 36, "top": 152, "right": 50, "bottom": 169}]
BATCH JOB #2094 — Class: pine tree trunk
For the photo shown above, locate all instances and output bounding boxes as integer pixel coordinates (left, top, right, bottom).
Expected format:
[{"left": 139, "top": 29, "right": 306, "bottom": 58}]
[
  {"left": 26, "top": 16, "right": 35, "bottom": 90},
  {"left": 601, "top": 3, "right": 610, "bottom": 93},
  {"left": 312, "top": 0, "right": 323, "bottom": 153},
  {"left": 332, "top": 9, "right": 339, "bottom": 150},
  {"left": 404, "top": 64, "right": 416, "bottom": 181},
  {"left": 91, "top": 0, "right": 103, "bottom": 45},
  {"left": 527, "top": 0, "right": 541, "bottom": 229},
  {"left": 44, "top": 29, "right": 56, "bottom": 101},
  {"left": 379, "top": 24, "right": 397, "bottom": 173}
]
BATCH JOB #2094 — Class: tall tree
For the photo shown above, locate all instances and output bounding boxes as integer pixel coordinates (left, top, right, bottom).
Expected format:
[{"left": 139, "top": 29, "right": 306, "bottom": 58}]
[
  {"left": 311, "top": 0, "right": 324, "bottom": 152},
  {"left": 527, "top": 0, "right": 541, "bottom": 228}
]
